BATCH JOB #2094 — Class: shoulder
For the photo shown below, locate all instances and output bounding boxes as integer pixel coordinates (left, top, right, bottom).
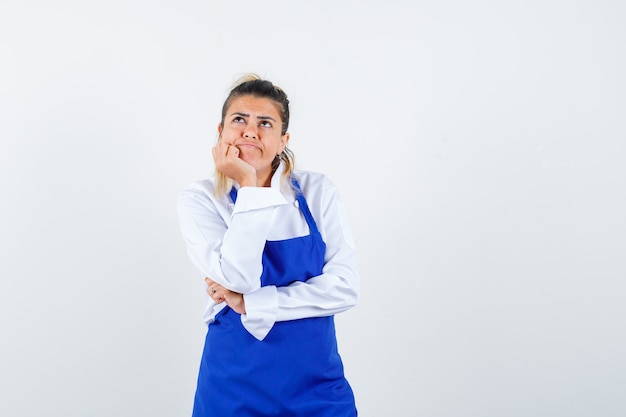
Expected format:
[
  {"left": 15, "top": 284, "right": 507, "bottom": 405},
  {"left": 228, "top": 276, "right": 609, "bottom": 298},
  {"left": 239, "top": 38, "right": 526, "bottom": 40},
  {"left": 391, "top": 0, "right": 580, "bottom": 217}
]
[
  {"left": 179, "top": 178, "right": 214, "bottom": 199},
  {"left": 292, "top": 169, "right": 336, "bottom": 192},
  {"left": 178, "top": 178, "right": 225, "bottom": 210},
  {"left": 292, "top": 169, "right": 340, "bottom": 210}
]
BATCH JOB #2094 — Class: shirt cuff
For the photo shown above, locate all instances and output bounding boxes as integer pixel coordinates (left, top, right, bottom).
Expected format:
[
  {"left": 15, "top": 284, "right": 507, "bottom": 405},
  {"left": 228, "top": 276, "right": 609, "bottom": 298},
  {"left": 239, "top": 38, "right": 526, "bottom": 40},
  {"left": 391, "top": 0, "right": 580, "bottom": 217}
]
[
  {"left": 232, "top": 187, "right": 288, "bottom": 214},
  {"left": 240, "top": 285, "right": 278, "bottom": 341}
]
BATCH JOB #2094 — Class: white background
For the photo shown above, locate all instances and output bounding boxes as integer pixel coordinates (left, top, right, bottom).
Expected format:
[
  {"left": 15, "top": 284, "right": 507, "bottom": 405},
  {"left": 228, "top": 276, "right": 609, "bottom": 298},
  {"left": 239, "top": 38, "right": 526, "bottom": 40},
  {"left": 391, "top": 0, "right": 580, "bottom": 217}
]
[{"left": 1, "top": 1, "right": 625, "bottom": 416}]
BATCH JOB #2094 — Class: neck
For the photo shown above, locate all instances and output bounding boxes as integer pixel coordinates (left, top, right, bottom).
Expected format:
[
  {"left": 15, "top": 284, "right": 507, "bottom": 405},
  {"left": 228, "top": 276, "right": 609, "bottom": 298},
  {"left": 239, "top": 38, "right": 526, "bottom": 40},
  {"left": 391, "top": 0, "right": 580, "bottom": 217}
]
[{"left": 257, "top": 167, "right": 274, "bottom": 187}]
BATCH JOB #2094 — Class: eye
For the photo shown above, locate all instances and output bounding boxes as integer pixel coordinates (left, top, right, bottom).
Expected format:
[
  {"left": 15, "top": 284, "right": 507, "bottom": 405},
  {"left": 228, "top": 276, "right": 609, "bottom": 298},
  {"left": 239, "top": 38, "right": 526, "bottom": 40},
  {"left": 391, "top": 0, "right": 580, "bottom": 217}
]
[
  {"left": 259, "top": 120, "right": 272, "bottom": 128},
  {"left": 232, "top": 116, "right": 245, "bottom": 123}
]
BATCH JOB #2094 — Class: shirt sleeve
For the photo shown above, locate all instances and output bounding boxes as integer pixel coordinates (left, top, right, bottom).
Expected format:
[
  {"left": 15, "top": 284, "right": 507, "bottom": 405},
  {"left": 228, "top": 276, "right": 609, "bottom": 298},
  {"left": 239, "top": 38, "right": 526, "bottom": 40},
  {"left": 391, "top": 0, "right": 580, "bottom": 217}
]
[
  {"left": 241, "top": 175, "right": 360, "bottom": 340},
  {"left": 177, "top": 184, "right": 288, "bottom": 294}
]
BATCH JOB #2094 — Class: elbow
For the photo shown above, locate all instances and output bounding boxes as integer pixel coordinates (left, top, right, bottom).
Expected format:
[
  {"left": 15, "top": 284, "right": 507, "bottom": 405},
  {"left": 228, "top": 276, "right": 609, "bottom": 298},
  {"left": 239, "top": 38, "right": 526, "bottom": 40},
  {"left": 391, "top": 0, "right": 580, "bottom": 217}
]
[
  {"left": 219, "top": 261, "right": 262, "bottom": 294},
  {"left": 219, "top": 243, "right": 265, "bottom": 293}
]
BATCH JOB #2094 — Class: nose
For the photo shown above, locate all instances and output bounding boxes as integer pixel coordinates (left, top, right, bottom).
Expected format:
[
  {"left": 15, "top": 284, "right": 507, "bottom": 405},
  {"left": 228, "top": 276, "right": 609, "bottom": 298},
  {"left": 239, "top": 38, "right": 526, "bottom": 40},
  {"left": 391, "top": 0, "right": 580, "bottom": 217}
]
[{"left": 243, "top": 123, "right": 258, "bottom": 139}]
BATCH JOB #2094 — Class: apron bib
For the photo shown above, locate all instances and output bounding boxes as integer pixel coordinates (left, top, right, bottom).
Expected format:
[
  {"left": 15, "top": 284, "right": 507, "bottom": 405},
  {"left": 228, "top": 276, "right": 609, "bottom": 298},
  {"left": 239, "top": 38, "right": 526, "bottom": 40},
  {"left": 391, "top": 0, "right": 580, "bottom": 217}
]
[{"left": 192, "top": 178, "right": 356, "bottom": 417}]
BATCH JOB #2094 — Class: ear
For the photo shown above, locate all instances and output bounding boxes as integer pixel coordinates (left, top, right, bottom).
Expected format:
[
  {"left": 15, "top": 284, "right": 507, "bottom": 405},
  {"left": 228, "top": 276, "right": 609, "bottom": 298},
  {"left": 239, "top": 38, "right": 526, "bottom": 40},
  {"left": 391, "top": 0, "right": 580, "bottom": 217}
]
[
  {"left": 281, "top": 133, "right": 290, "bottom": 150},
  {"left": 217, "top": 124, "right": 223, "bottom": 135}
]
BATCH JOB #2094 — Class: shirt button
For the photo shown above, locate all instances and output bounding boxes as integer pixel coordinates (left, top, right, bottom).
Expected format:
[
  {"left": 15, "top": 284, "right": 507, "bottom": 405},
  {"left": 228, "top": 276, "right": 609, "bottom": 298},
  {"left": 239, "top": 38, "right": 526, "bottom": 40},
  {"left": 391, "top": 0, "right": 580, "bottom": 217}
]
[{"left": 293, "top": 200, "right": 299, "bottom": 208}]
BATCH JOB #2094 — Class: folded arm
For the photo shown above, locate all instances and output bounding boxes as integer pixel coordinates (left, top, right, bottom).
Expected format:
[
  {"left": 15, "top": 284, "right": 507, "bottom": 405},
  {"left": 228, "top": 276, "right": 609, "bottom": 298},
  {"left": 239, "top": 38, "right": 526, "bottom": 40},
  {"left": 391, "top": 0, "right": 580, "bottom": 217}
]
[
  {"left": 178, "top": 184, "right": 288, "bottom": 294},
  {"left": 241, "top": 176, "right": 360, "bottom": 340}
]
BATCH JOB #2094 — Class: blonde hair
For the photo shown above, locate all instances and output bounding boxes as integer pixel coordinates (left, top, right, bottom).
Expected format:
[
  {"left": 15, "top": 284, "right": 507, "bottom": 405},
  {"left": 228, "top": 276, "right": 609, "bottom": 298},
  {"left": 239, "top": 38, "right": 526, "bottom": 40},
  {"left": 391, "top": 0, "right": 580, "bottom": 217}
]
[{"left": 214, "top": 74, "right": 295, "bottom": 197}]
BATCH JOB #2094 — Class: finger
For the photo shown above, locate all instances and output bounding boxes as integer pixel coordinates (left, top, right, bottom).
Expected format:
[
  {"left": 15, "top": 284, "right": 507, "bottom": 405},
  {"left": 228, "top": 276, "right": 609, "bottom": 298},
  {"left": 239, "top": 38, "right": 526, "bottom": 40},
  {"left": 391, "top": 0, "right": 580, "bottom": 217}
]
[
  {"left": 213, "top": 144, "right": 227, "bottom": 162},
  {"left": 209, "top": 284, "right": 228, "bottom": 303},
  {"left": 217, "top": 140, "right": 233, "bottom": 152},
  {"left": 213, "top": 141, "right": 228, "bottom": 156},
  {"left": 207, "top": 282, "right": 219, "bottom": 296},
  {"left": 227, "top": 145, "right": 239, "bottom": 158},
  {"left": 221, "top": 292, "right": 230, "bottom": 304},
  {"left": 215, "top": 288, "right": 228, "bottom": 303},
  {"left": 210, "top": 288, "right": 222, "bottom": 301}
]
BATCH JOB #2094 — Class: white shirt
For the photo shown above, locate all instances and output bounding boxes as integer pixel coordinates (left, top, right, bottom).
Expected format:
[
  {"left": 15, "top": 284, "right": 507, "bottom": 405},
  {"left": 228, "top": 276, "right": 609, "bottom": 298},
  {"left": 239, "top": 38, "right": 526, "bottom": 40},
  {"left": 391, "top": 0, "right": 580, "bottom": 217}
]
[{"left": 177, "top": 163, "right": 360, "bottom": 341}]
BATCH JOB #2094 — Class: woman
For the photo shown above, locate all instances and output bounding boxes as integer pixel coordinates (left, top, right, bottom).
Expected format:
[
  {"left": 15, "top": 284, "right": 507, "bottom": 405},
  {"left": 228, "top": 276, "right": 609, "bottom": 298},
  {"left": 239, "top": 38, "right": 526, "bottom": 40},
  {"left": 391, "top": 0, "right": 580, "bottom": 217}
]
[{"left": 178, "top": 74, "right": 359, "bottom": 416}]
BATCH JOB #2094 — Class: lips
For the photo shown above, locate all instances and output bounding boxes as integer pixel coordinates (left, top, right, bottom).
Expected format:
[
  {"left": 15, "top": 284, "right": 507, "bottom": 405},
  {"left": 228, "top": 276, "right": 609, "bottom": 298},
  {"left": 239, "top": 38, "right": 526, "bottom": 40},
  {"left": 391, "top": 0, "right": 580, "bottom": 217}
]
[{"left": 235, "top": 141, "right": 261, "bottom": 150}]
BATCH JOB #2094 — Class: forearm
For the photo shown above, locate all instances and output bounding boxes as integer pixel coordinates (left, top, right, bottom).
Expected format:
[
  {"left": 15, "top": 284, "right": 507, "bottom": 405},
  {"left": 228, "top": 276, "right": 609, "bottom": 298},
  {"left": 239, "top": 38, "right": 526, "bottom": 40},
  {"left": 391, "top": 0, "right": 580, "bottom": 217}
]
[
  {"left": 217, "top": 208, "right": 274, "bottom": 293},
  {"left": 178, "top": 184, "right": 288, "bottom": 293},
  {"left": 245, "top": 261, "right": 359, "bottom": 315},
  {"left": 242, "top": 243, "right": 360, "bottom": 340},
  {"left": 241, "top": 173, "right": 360, "bottom": 340}
]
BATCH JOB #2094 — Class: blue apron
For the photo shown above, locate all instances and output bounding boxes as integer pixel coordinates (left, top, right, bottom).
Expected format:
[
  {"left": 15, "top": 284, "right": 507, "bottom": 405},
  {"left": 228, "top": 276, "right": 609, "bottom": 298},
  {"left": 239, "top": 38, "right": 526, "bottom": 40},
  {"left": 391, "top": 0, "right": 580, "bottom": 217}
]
[{"left": 192, "top": 178, "right": 356, "bottom": 417}]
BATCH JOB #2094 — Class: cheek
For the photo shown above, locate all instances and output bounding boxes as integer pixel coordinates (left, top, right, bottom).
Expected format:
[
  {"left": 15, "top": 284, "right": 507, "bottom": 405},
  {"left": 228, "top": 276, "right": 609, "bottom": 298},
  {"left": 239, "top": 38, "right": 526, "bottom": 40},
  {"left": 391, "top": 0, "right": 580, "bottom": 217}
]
[{"left": 221, "top": 127, "right": 240, "bottom": 140}]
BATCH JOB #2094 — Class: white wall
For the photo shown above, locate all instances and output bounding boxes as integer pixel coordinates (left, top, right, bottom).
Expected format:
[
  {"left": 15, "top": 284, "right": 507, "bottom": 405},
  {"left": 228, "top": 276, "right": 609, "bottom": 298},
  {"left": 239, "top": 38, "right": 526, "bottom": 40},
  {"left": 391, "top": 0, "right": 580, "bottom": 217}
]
[{"left": 1, "top": 1, "right": 624, "bottom": 416}]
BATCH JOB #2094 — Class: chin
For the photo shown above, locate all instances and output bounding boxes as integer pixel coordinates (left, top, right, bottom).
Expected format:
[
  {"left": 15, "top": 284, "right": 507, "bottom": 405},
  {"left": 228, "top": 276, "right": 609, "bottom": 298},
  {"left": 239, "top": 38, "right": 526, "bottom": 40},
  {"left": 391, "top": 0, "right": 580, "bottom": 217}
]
[{"left": 239, "top": 155, "right": 257, "bottom": 166}]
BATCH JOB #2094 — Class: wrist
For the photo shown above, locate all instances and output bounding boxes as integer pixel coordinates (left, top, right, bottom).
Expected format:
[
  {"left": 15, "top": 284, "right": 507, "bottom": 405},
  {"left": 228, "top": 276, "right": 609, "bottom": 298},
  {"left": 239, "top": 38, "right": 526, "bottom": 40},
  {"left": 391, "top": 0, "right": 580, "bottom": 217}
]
[{"left": 238, "top": 174, "right": 258, "bottom": 188}]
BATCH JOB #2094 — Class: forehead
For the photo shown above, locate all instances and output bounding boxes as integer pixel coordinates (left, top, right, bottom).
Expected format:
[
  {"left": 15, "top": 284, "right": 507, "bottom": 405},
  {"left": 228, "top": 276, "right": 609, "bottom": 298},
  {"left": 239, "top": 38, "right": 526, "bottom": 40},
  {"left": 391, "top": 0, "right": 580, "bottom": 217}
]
[{"left": 226, "top": 95, "right": 282, "bottom": 118}]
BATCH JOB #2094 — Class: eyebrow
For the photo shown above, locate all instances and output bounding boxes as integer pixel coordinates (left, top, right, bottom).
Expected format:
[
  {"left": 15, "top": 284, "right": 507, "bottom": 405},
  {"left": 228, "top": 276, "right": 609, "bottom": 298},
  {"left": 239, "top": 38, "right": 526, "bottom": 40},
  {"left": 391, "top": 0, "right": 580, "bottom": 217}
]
[{"left": 230, "top": 112, "right": 277, "bottom": 122}]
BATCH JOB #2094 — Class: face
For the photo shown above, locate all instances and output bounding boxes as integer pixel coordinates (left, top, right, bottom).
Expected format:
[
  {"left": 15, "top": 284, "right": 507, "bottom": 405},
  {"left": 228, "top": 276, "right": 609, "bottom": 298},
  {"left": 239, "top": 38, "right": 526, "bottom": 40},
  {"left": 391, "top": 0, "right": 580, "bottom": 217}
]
[{"left": 218, "top": 95, "right": 289, "bottom": 180}]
